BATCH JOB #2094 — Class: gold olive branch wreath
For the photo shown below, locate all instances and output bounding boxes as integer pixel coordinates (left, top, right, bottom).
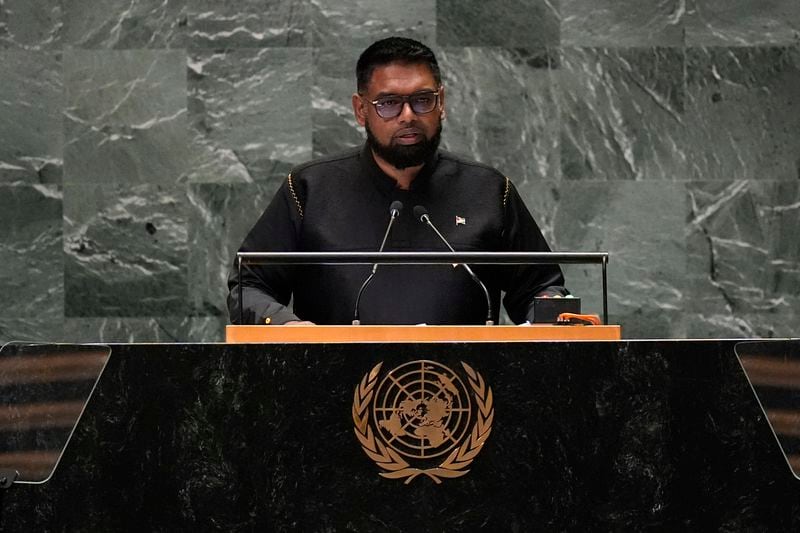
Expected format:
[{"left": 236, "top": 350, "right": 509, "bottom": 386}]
[{"left": 352, "top": 362, "right": 494, "bottom": 484}]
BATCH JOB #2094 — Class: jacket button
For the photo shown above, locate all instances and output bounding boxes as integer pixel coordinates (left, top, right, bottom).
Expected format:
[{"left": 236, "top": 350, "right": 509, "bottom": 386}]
[{"left": 264, "top": 317, "right": 272, "bottom": 324}]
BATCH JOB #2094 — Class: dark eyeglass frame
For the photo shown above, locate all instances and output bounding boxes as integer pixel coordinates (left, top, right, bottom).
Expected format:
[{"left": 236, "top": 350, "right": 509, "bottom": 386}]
[{"left": 365, "top": 90, "right": 441, "bottom": 119}]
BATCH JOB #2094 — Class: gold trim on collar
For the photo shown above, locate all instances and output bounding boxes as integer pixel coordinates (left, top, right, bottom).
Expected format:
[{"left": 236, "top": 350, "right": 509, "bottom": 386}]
[{"left": 287, "top": 173, "right": 304, "bottom": 219}]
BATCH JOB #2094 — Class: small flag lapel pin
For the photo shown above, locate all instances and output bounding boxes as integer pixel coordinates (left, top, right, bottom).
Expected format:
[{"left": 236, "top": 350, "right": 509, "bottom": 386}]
[{"left": 455, "top": 215, "right": 466, "bottom": 226}]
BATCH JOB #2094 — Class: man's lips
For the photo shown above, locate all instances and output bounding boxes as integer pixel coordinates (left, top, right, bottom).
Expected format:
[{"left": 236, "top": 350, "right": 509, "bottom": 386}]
[{"left": 394, "top": 128, "right": 424, "bottom": 144}]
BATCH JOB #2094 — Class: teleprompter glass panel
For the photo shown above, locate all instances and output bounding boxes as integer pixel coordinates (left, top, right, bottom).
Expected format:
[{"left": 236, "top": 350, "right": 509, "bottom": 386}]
[
  {"left": 0, "top": 342, "right": 111, "bottom": 484},
  {"left": 735, "top": 339, "right": 800, "bottom": 480}
]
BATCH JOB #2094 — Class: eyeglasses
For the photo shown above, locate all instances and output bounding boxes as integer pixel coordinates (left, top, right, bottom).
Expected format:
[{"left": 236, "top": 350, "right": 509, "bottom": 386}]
[{"left": 366, "top": 90, "right": 440, "bottom": 119}]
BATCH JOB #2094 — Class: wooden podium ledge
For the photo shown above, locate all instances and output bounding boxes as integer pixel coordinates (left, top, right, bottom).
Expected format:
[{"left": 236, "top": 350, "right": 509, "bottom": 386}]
[{"left": 225, "top": 324, "right": 621, "bottom": 343}]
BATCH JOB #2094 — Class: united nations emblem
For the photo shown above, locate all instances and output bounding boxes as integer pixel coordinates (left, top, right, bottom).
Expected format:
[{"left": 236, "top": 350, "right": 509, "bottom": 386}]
[{"left": 352, "top": 360, "right": 494, "bottom": 484}]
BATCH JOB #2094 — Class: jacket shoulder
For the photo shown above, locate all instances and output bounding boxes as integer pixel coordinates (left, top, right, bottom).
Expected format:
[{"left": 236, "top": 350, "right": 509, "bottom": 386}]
[
  {"left": 283, "top": 147, "right": 361, "bottom": 218},
  {"left": 437, "top": 150, "right": 507, "bottom": 182},
  {"left": 290, "top": 147, "right": 361, "bottom": 180},
  {"left": 436, "top": 150, "right": 513, "bottom": 209}
]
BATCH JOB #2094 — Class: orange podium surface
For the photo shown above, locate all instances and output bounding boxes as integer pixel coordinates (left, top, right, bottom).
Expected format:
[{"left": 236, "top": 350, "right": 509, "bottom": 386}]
[{"left": 225, "top": 324, "right": 621, "bottom": 343}]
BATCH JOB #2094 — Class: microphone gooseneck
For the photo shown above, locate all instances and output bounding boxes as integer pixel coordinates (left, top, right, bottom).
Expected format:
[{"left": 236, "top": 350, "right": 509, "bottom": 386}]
[
  {"left": 413, "top": 204, "right": 495, "bottom": 325},
  {"left": 375, "top": 201, "right": 403, "bottom": 275},
  {"left": 352, "top": 201, "right": 404, "bottom": 325}
]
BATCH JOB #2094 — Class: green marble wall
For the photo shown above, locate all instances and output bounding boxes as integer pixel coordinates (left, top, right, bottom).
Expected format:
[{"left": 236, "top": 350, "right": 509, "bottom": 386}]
[{"left": 1, "top": 0, "right": 798, "bottom": 342}]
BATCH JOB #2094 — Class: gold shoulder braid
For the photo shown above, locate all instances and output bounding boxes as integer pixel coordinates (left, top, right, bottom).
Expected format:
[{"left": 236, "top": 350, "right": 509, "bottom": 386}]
[
  {"left": 503, "top": 176, "right": 510, "bottom": 209},
  {"left": 287, "top": 173, "right": 304, "bottom": 219}
]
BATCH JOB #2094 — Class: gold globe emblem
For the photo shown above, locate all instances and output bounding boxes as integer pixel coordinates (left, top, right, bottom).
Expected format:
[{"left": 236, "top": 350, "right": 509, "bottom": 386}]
[
  {"left": 372, "top": 360, "right": 471, "bottom": 459},
  {"left": 353, "top": 360, "right": 494, "bottom": 484}
]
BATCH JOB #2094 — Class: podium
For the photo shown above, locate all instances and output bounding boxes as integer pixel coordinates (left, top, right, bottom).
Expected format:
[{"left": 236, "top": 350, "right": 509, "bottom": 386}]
[
  {"left": 225, "top": 324, "right": 622, "bottom": 343},
  {"left": 2, "top": 338, "right": 799, "bottom": 530}
]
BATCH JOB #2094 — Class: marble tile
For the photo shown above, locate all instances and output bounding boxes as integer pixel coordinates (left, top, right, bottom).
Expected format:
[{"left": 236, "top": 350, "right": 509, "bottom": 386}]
[
  {"left": 186, "top": 0, "right": 312, "bottom": 48},
  {"left": 187, "top": 48, "right": 312, "bottom": 184},
  {"left": 439, "top": 47, "right": 561, "bottom": 183},
  {"left": 0, "top": 318, "right": 65, "bottom": 345},
  {"left": 0, "top": 51, "right": 62, "bottom": 184},
  {"left": 311, "top": 47, "right": 365, "bottom": 158},
  {"left": 561, "top": 0, "right": 686, "bottom": 46},
  {"left": 686, "top": 180, "right": 799, "bottom": 338},
  {"left": 60, "top": 0, "right": 188, "bottom": 49},
  {"left": 63, "top": 183, "right": 188, "bottom": 317},
  {"left": 0, "top": 0, "right": 61, "bottom": 50},
  {"left": 63, "top": 49, "right": 189, "bottom": 184},
  {"left": 686, "top": 0, "right": 800, "bottom": 46},
  {"left": 0, "top": 183, "right": 63, "bottom": 320},
  {"left": 684, "top": 46, "right": 800, "bottom": 181},
  {"left": 550, "top": 181, "right": 688, "bottom": 338},
  {"left": 558, "top": 47, "right": 688, "bottom": 181},
  {"left": 437, "top": 0, "right": 560, "bottom": 47},
  {"left": 311, "top": 0, "right": 436, "bottom": 48},
  {"left": 61, "top": 316, "right": 225, "bottom": 343},
  {"left": 187, "top": 182, "right": 282, "bottom": 319}
]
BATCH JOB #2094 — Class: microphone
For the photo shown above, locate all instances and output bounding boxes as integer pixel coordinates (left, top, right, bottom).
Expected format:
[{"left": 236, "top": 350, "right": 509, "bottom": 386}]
[
  {"left": 352, "top": 201, "right": 403, "bottom": 325},
  {"left": 413, "top": 205, "right": 495, "bottom": 325}
]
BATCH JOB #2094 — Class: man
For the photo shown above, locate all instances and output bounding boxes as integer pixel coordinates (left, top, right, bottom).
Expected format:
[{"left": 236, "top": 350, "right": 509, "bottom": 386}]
[{"left": 228, "top": 37, "right": 567, "bottom": 326}]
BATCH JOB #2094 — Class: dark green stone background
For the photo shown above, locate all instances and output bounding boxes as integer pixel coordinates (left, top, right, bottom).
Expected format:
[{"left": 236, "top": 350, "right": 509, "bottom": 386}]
[{"left": 1, "top": 1, "right": 798, "bottom": 342}]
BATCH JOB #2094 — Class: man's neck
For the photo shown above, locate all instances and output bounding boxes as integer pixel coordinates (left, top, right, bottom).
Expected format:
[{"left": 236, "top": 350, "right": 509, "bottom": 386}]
[{"left": 371, "top": 150, "right": 424, "bottom": 190}]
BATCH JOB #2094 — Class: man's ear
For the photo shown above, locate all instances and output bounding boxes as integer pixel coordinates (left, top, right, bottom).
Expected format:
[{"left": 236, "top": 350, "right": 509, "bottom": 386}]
[
  {"left": 438, "top": 86, "right": 446, "bottom": 121},
  {"left": 352, "top": 93, "right": 367, "bottom": 127}
]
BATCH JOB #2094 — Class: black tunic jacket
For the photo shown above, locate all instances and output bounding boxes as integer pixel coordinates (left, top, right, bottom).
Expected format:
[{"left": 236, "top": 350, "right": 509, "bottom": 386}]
[{"left": 228, "top": 145, "right": 566, "bottom": 325}]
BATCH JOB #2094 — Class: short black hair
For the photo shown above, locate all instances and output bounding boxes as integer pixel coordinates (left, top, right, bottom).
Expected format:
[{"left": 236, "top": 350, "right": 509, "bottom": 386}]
[{"left": 356, "top": 37, "right": 441, "bottom": 94}]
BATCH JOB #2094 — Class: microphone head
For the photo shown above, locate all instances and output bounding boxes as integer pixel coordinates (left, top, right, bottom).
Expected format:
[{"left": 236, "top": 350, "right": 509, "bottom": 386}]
[
  {"left": 413, "top": 205, "right": 429, "bottom": 222},
  {"left": 389, "top": 200, "right": 403, "bottom": 216}
]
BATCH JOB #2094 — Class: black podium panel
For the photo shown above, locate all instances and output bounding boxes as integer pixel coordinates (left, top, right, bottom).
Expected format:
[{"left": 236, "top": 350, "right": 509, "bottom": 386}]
[{"left": 3, "top": 341, "right": 799, "bottom": 530}]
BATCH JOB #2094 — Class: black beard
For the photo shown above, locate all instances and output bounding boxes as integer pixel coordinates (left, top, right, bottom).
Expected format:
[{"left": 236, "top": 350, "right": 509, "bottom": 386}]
[{"left": 365, "top": 122, "right": 442, "bottom": 170}]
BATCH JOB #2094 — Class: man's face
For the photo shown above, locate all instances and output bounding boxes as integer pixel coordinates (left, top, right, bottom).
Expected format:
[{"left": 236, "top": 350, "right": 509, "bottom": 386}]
[{"left": 352, "top": 62, "right": 445, "bottom": 170}]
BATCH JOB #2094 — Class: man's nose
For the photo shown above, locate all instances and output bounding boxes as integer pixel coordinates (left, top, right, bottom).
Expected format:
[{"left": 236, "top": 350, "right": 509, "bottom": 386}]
[{"left": 397, "top": 100, "right": 417, "bottom": 122}]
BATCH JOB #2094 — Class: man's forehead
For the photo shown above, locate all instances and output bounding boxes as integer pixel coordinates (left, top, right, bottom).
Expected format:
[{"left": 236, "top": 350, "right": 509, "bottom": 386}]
[{"left": 364, "top": 61, "right": 438, "bottom": 94}]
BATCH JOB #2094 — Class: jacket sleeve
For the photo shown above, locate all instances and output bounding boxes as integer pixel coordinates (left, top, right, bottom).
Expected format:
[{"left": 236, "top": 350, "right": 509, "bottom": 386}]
[
  {"left": 227, "top": 176, "right": 303, "bottom": 325},
  {"left": 499, "top": 179, "right": 569, "bottom": 323}
]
